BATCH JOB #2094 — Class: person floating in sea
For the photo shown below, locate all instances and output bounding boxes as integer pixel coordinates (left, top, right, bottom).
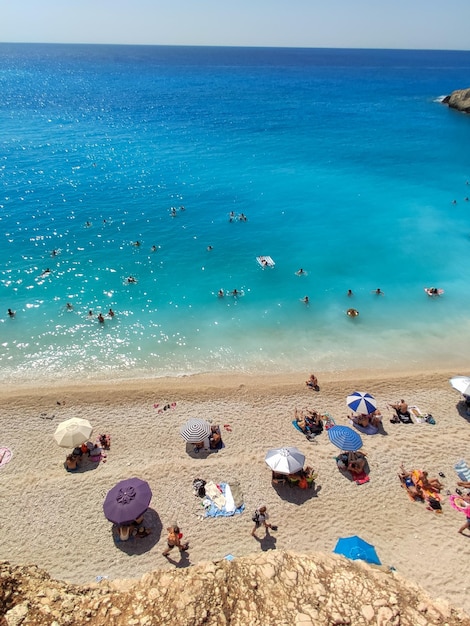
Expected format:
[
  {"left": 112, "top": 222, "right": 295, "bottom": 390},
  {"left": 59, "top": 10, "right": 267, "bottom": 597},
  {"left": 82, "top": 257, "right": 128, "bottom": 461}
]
[
  {"left": 97, "top": 313, "right": 105, "bottom": 323},
  {"left": 108, "top": 308, "right": 115, "bottom": 317},
  {"left": 127, "top": 276, "right": 137, "bottom": 284},
  {"left": 207, "top": 245, "right": 213, "bottom": 251},
  {"left": 7, "top": 308, "right": 15, "bottom": 318},
  {"left": 301, "top": 296, "right": 309, "bottom": 304},
  {"left": 66, "top": 302, "right": 73, "bottom": 310},
  {"left": 238, "top": 213, "right": 247, "bottom": 221},
  {"left": 296, "top": 268, "right": 306, "bottom": 276},
  {"left": 41, "top": 268, "right": 51, "bottom": 276},
  {"left": 217, "top": 289, "right": 225, "bottom": 298},
  {"left": 132, "top": 241, "right": 141, "bottom": 247},
  {"left": 230, "top": 289, "right": 240, "bottom": 297},
  {"left": 229, "top": 211, "right": 236, "bottom": 222},
  {"left": 373, "top": 288, "right": 384, "bottom": 295},
  {"left": 347, "top": 289, "right": 353, "bottom": 297}
]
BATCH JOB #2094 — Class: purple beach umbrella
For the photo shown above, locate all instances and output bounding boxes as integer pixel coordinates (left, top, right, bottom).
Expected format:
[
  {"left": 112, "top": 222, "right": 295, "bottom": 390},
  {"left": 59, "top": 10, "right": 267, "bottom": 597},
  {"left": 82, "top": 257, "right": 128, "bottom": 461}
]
[{"left": 103, "top": 477, "right": 152, "bottom": 526}]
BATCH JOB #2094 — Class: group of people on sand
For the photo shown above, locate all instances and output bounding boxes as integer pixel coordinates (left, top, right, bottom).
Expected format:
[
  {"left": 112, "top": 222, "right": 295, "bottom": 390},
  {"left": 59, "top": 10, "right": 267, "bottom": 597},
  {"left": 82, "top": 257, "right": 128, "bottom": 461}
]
[
  {"left": 295, "top": 407, "right": 324, "bottom": 440},
  {"left": 64, "top": 435, "right": 110, "bottom": 472},
  {"left": 193, "top": 425, "right": 223, "bottom": 451},
  {"left": 117, "top": 514, "right": 152, "bottom": 542},
  {"left": 271, "top": 466, "right": 317, "bottom": 490}
]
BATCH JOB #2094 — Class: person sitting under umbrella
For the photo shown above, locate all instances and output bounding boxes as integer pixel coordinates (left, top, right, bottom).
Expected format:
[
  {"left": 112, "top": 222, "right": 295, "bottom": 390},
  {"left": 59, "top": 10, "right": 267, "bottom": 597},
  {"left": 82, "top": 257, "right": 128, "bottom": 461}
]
[
  {"left": 337, "top": 451, "right": 367, "bottom": 475},
  {"left": 64, "top": 453, "right": 80, "bottom": 472}
]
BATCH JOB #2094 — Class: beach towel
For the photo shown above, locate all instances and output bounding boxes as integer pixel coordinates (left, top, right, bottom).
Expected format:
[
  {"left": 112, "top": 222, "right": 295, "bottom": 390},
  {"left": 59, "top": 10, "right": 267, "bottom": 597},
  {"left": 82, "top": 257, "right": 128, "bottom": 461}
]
[
  {"left": 454, "top": 460, "right": 470, "bottom": 482},
  {"left": 0, "top": 447, "right": 13, "bottom": 469},
  {"left": 227, "top": 480, "right": 244, "bottom": 509},
  {"left": 354, "top": 470, "right": 370, "bottom": 485},
  {"left": 351, "top": 421, "right": 379, "bottom": 435},
  {"left": 203, "top": 483, "right": 245, "bottom": 518},
  {"left": 204, "top": 481, "right": 226, "bottom": 509}
]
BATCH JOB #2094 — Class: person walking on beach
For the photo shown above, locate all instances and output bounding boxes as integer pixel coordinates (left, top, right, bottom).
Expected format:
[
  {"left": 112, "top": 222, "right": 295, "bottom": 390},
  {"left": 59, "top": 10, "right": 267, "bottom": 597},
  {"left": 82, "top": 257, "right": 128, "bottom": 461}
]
[
  {"left": 162, "top": 524, "right": 189, "bottom": 557},
  {"left": 251, "top": 506, "right": 277, "bottom": 537}
]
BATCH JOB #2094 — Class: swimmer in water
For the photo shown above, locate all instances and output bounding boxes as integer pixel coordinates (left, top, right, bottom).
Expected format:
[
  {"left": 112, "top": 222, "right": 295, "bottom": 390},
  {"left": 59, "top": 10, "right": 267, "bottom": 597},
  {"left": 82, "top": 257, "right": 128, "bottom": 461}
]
[
  {"left": 108, "top": 308, "right": 115, "bottom": 317},
  {"left": 41, "top": 268, "right": 51, "bottom": 276},
  {"left": 373, "top": 288, "right": 384, "bottom": 295},
  {"left": 97, "top": 313, "right": 105, "bottom": 323},
  {"left": 66, "top": 302, "right": 73, "bottom": 310},
  {"left": 127, "top": 276, "right": 137, "bottom": 284},
  {"left": 217, "top": 289, "right": 225, "bottom": 298},
  {"left": 347, "top": 289, "right": 353, "bottom": 297},
  {"left": 7, "top": 308, "right": 15, "bottom": 318},
  {"left": 230, "top": 289, "right": 240, "bottom": 297},
  {"left": 296, "top": 268, "right": 306, "bottom": 276},
  {"left": 301, "top": 296, "right": 309, "bottom": 304}
]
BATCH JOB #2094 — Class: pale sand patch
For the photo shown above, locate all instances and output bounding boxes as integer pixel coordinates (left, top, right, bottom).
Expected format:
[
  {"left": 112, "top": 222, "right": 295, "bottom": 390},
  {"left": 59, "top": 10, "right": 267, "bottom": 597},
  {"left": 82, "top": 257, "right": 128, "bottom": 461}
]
[{"left": 0, "top": 368, "right": 469, "bottom": 613}]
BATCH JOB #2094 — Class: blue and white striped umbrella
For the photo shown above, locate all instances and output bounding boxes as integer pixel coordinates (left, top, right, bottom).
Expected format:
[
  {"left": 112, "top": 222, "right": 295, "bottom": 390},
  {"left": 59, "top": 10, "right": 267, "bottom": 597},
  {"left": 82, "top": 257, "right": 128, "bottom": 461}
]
[
  {"left": 327, "top": 425, "right": 363, "bottom": 451},
  {"left": 346, "top": 391, "right": 377, "bottom": 415}
]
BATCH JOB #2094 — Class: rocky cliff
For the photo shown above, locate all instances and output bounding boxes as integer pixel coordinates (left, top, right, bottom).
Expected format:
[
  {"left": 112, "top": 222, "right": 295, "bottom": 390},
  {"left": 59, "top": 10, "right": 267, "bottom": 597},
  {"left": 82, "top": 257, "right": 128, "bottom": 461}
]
[
  {"left": 443, "top": 88, "right": 470, "bottom": 113},
  {"left": 1, "top": 552, "right": 470, "bottom": 626}
]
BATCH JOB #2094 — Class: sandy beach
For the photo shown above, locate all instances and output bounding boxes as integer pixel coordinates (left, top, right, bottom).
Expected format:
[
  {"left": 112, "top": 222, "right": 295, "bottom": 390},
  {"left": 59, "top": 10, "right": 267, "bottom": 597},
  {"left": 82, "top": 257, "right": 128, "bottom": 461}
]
[{"left": 0, "top": 367, "right": 469, "bottom": 615}]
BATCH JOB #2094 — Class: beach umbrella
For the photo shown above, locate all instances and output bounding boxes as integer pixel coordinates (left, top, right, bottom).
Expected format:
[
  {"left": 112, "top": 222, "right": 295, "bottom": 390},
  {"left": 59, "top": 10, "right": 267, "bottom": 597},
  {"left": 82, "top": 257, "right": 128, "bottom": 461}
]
[
  {"left": 327, "top": 425, "right": 363, "bottom": 451},
  {"left": 264, "top": 447, "right": 305, "bottom": 475},
  {"left": 180, "top": 418, "right": 212, "bottom": 443},
  {"left": 103, "top": 477, "right": 152, "bottom": 525},
  {"left": 347, "top": 391, "right": 377, "bottom": 415},
  {"left": 334, "top": 536, "right": 381, "bottom": 565},
  {"left": 334, "top": 535, "right": 381, "bottom": 566},
  {"left": 449, "top": 376, "right": 470, "bottom": 397},
  {"left": 449, "top": 494, "right": 470, "bottom": 515},
  {"left": 53, "top": 417, "right": 93, "bottom": 448}
]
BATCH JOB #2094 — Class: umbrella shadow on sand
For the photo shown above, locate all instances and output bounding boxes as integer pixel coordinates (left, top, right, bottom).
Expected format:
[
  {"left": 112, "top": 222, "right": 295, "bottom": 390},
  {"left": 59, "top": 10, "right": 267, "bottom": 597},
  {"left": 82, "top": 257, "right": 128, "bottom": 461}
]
[
  {"left": 112, "top": 508, "right": 162, "bottom": 555},
  {"left": 184, "top": 442, "right": 223, "bottom": 459},
  {"left": 64, "top": 456, "right": 101, "bottom": 474},
  {"left": 455, "top": 401, "right": 470, "bottom": 424},
  {"left": 272, "top": 481, "right": 322, "bottom": 504}
]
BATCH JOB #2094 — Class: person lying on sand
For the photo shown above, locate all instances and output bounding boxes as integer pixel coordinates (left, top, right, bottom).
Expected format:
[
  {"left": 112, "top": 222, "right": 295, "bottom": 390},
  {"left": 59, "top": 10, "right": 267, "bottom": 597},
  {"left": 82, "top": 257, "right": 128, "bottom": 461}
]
[{"left": 350, "top": 410, "right": 382, "bottom": 429}]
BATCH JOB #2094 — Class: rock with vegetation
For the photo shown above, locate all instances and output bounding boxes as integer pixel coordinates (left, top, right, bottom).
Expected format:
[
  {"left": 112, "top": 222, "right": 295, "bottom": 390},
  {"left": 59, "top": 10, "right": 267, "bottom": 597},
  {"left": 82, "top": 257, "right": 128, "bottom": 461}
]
[{"left": 1, "top": 551, "right": 470, "bottom": 626}]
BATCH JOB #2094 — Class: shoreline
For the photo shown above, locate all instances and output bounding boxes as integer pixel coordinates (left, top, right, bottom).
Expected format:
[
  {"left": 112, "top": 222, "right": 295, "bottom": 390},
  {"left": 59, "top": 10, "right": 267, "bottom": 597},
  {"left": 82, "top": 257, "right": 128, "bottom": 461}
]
[
  {"left": 1, "top": 365, "right": 469, "bottom": 615},
  {"left": 0, "top": 365, "right": 465, "bottom": 400}
]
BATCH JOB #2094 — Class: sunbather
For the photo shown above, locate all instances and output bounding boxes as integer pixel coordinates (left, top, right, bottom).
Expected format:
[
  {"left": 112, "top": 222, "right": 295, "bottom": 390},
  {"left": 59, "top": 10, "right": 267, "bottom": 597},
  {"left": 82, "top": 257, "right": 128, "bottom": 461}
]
[
  {"left": 337, "top": 451, "right": 367, "bottom": 475},
  {"left": 295, "top": 408, "right": 323, "bottom": 436},
  {"left": 389, "top": 399, "right": 411, "bottom": 420},
  {"left": 209, "top": 425, "right": 222, "bottom": 449},
  {"left": 64, "top": 454, "right": 80, "bottom": 472},
  {"left": 398, "top": 465, "right": 424, "bottom": 500}
]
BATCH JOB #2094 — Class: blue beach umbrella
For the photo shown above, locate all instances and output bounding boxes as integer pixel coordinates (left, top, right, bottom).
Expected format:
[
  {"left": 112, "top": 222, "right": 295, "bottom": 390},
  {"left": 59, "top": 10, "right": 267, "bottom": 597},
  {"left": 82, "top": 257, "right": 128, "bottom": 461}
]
[
  {"left": 327, "top": 425, "right": 363, "bottom": 451},
  {"left": 334, "top": 535, "right": 381, "bottom": 566},
  {"left": 347, "top": 391, "right": 377, "bottom": 415}
]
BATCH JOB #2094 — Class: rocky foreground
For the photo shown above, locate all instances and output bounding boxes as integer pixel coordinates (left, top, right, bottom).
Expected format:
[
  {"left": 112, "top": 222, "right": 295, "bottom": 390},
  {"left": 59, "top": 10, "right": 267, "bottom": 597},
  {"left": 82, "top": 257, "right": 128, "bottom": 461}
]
[
  {"left": 1, "top": 552, "right": 469, "bottom": 626},
  {"left": 443, "top": 88, "right": 470, "bottom": 113}
]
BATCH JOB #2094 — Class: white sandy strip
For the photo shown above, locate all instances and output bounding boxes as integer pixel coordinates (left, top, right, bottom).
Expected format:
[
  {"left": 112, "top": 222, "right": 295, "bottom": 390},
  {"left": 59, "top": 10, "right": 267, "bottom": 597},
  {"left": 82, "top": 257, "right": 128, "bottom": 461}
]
[{"left": 0, "top": 368, "right": 469, "bottom": 614}]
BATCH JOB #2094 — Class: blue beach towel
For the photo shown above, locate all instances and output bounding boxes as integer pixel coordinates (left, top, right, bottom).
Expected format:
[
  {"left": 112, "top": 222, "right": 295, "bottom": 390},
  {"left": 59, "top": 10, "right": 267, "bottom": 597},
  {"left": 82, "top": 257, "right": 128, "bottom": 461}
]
[{"left": 203, "top": 482, "right": 245, "bottom": 518}]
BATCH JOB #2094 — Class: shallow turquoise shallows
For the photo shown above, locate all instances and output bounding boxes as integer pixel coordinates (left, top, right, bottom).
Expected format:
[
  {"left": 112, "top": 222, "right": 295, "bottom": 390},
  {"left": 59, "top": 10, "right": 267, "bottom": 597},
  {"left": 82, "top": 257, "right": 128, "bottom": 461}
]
[{"left": 1, "top": 44, "right": 470, "bottom": 382}]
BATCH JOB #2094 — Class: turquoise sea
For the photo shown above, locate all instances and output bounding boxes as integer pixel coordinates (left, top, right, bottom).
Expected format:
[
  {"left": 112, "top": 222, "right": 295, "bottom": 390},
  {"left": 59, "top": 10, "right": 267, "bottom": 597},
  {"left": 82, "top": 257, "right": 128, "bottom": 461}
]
[{"left": 1, "top": 44, "right": 470, "bottom": 383}]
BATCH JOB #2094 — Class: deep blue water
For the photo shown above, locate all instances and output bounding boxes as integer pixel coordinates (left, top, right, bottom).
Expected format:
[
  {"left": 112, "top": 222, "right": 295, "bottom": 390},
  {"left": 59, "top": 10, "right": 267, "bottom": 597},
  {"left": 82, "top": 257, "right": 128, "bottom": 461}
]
[{"left": 1, "top": 43, "right": 470, "bottom": 382}]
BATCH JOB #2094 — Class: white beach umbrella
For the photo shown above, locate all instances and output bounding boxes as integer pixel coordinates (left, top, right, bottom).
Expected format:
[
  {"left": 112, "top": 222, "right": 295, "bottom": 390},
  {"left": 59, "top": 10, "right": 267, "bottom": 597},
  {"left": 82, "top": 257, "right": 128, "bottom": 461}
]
[
  {"left": 264, "top": 447, "right": 305, "bottom": 475},
  {"left": 449, "top": 376, "right": 470, "bottom": 397},
  {"left": 53, "top": 417, "right": 93, "bottom": 448}
]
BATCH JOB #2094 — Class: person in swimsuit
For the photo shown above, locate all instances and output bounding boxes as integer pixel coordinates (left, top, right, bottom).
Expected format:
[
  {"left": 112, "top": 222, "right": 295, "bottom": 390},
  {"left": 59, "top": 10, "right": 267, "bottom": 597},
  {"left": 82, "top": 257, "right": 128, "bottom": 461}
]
[{"left": 162, "top": 525, "right": 188, "bottom": 557}]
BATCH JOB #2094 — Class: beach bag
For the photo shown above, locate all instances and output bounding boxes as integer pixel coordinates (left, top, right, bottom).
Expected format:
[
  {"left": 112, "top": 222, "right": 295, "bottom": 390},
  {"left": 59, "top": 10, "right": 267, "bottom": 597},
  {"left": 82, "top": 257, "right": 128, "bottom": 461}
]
[
  {"left": 193, "top": 478, "right": 206, "bottom": 497},
  {"left": 425, "top": 414, "right": 436, "bottom": 425}
]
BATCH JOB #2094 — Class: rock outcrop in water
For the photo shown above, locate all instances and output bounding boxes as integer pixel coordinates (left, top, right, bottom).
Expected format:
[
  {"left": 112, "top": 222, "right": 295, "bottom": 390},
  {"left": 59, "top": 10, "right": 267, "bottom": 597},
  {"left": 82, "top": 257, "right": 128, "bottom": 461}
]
[
  {"left": 1, "top": 552, "right": 470, "bottom": 626},
  {"left": 443, "top": 88, "right": 470, "bottom": 113}
]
